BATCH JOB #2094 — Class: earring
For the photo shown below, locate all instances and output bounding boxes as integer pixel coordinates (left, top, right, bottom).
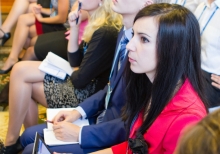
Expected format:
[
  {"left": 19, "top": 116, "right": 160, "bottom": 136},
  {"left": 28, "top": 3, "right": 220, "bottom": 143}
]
[{"left": 99, "top": 2, "right": 102, "bottom": 6}]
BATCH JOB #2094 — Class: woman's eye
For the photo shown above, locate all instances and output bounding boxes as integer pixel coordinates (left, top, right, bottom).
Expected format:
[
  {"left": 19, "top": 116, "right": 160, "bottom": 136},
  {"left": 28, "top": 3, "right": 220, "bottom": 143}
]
[
  {"left": 141, "top": 36, "right": 149, "bottom": 43},
  {"left": 131, "top": 32, "right": 134, "bottom": 37}
]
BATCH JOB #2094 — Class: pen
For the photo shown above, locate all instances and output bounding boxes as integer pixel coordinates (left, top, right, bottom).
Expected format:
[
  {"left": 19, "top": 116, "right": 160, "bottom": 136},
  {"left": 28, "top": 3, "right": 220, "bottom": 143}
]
[
  {"left": 76, "top": 2, "right": 82, "bottom": 24},
  {"left": 44, "top": 119, "right": 54, "bottom": 124}
]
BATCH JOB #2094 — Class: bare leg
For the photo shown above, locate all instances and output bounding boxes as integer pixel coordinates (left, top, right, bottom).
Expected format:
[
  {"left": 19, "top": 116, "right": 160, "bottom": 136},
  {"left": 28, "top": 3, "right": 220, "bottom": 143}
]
[
  {"left": 23, "top": 98, "right": 38, "bottom": 128},
  {"left": 0, "top": 0, "right": 37, "bottom": 37},
  {"left": 23, "top": 27, "right": 38, "bottom": 49},
  {"left": 1, "top": 13, "right": 37, "bottom": 71},
  {"left": 22, "top": 46, "right": 38, "bottom": 60},
  {"left": 22, "top": 35, "right": 39, "bottom": 60},
  {"left": 5, "top": 61, "right": 48, "bottom": 146}
]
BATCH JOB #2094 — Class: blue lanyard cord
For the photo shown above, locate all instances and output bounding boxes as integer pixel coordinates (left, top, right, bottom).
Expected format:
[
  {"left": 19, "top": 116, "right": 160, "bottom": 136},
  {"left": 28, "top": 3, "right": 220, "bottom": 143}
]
[
  {"left": 109, "top": 34, "right": 125, "bottom": 80},
  {"left": 83, "top": 42, "right": 88, "bottom": 54},
  {"left": 174, "top": 0, "right": 186, "bottom": 6},
  {"left": 182, "top": 0, "right": 186, "bottom": 6},
  {"left": 109, "top": 48, "right": 120, "bottom": 80},
  {"left": 198, "top": 6, "right": 219, "bottom": 35},
  {"left": 197, "top": 6, "right": 207, "bottom": 21}
]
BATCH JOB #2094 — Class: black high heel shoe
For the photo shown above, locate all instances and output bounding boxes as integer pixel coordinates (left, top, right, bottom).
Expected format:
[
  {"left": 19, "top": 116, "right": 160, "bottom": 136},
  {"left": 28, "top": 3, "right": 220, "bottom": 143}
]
[
  {"left": 0, "top": 137, "right": 23, "bottom": 154},
  {"left": 0, "top": 29, "right": 11, "bottom": 46},
  {"left": 0, "top": 60, "right": 18, "bottom": 74},
  {"left": 0, "top": 65, "right": 14, "bottom": 74}
]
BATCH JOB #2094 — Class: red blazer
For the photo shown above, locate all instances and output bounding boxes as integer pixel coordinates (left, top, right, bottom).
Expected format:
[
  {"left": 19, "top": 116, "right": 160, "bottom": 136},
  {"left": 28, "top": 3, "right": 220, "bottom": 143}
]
[{"left": 112, "top": 79, "right": 207, "bottom": 154}]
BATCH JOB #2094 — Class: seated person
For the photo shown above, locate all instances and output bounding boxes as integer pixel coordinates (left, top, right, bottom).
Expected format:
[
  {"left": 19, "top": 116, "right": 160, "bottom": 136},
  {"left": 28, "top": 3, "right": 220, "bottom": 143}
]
[
  {"left": 170, "top": 0, "right": 204, "bottom": 12},
  {"left": 0, "top": 0, "right": 41, "bottom": 46},
  {"left": 21, "top": 4, "right": 89, "bottom": 61},
  {"left": 175, "top": 108, "right": 220, "bottom": 154},
  {"left": 0, "top": 0, "right": 76, "bottom": 74},
  {"left": 193, "top": 0, "right": 220, "bottom": 107},
  {"left": 91, "top": 3, "right": 208, "bottom": 154},
  {"left": 0, "top": 0, "right": 122, "bottom": 153},
  {"left": 17, "top": 0, "right": 170, "bottom": 154},
  {"left": 210, "top": 74, "right": 220, "bottom": 92}
]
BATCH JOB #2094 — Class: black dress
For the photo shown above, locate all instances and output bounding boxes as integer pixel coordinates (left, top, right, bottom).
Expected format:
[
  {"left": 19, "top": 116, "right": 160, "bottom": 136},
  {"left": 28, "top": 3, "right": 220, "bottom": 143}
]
[
  {"left": 34, "top": 30, "right": 68, "bottom": 60},
  {"left": 42, "top": 26, "right": 119, "bottom": 108},
  {"left": 36, "top": 0, "right": 74, "bottom": 34}
]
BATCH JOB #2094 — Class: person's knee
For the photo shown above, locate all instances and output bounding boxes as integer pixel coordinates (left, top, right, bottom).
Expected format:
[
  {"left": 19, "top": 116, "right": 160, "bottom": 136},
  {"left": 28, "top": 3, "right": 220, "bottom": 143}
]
[
  {"left": 26, "top": 46, "right": 34, "bottom": 55},
  {"left": 22, "top": 46, "right": 38, "bottom": 61},
  {"left": 18, "top": 13, "right": 34, "bottom": 25},
  {"left": 10, "top": 62, "right": 28, "bottom": 79},
  {"left": 20, "top": 124, "right": 46, "bottom": 148},
  {"left": 22, "top": 143, "right": 34, "bottom": 154},
  {"left": 17, "top": 14, "right": 28, "bottom": 24}
]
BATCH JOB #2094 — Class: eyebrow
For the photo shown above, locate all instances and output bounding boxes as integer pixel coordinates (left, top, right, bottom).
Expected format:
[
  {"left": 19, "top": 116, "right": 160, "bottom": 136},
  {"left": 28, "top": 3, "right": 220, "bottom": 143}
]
[{"left": 137, "top": 32, "right": 151, "bottom": 38}]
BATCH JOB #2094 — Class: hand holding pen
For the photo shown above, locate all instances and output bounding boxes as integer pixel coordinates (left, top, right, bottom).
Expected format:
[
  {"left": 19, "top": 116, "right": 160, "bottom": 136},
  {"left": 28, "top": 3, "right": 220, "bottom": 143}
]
[
  {"left": 44, "top": 119, "right": 54, "bottom": 124},
  {"left": 76, "top": 2, "right": 82, "bottom": 24},
  {"left": 68, "top": 2, "right": 82, "bottom": 27}
]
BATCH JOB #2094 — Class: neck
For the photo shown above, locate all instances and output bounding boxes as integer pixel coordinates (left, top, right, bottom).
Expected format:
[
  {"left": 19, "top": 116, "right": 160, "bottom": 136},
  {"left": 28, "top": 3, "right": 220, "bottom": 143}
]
[
  {"left": 122, "top": 14, "right": 137, "bottom": 29},
  {"left": 207, "top": 0, "right": 215, "bottom": 5}
]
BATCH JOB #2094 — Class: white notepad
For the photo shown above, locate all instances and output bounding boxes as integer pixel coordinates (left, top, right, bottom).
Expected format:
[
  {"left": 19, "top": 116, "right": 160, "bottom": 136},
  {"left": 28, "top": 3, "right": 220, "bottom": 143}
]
[
  {"left": 44, "top": 108, "right": 89, "bottom": 146},
  {"left": 39, "top": 52, "right": 73, "bottom": 80}
]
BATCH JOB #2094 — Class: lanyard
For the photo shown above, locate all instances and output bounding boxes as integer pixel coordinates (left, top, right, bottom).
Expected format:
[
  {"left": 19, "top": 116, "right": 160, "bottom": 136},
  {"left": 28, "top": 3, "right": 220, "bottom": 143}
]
[
  {"left": 104, "top": 33, "right": 126, "bottom": 108},
  {"left": 83, "top": 42, "right": 88, "bottom": 54},
  {"left": 198, "top": 5, "right": 219, "bottom": 35},
  {"left": 109, "top": 35, "right": 125, "bottom": 81},
  {"left": 175, "top": 0, "right": 186, "bottom": 6}
]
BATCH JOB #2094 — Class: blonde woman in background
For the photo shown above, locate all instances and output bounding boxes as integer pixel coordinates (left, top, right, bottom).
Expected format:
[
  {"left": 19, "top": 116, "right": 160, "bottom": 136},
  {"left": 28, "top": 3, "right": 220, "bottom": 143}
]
[{"left": 0, "top": 0, "right": 122, "bottom": 153}]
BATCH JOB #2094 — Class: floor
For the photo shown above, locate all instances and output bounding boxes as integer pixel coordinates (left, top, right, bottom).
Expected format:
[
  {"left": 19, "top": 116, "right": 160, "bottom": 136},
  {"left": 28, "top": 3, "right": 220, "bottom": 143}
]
[{"left": 0, "top": 14, "right": 46, "bottom": 142}]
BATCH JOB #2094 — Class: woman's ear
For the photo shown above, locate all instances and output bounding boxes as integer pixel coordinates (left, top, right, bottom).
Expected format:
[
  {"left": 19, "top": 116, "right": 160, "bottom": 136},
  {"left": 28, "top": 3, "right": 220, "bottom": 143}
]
[{"left": 99, "top": 0, "right": 103, "bottom": 7}]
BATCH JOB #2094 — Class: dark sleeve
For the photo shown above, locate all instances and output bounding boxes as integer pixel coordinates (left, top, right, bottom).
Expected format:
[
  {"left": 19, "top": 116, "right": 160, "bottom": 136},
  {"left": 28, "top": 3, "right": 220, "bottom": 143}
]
[
  {"left": 79, "top": 85, "right": 108, "bottom": 118},
  {"left": 81, "top": 118, "right": 126, "bottom": 148},
  {"left": 69, "top": 26, "right": 118, "bottom": 89},
  {"left": 67, "top": 42, "right": 84, "bottom": 66}
]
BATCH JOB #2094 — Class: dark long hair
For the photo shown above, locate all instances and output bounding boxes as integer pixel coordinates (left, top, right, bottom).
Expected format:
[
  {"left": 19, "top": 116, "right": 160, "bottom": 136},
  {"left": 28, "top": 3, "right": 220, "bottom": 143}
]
[{"left": 122, "top": 3, "right": 208, "bottom": 137}]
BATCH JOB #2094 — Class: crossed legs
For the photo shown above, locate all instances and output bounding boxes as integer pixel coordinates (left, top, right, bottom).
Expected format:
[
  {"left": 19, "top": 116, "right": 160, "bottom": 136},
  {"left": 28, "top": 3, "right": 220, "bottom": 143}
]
[
  {"left": 1, "top": 13, "right": 38, "bottom": 71},
  {"left": 0, "top": 0, "right": 36, "bottom": 38},
  {"left": 5, "top": 61, "right": 47, "bottom": 146}
]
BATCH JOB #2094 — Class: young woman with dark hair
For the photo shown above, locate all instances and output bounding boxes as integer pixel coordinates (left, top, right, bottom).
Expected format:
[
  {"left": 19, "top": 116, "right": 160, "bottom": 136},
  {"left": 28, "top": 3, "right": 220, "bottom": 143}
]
[{"left": 91, "top": 3, "right": 208, "bottom": 154}]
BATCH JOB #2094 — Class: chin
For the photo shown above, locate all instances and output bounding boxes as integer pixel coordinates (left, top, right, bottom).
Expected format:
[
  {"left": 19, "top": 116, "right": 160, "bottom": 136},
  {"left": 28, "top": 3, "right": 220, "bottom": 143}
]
[
  {"left": 130, "top": 66, "right": 142, "bottom": 74},
  {"left": 111, "top": 6, "right": 121, "bottom": 14}
]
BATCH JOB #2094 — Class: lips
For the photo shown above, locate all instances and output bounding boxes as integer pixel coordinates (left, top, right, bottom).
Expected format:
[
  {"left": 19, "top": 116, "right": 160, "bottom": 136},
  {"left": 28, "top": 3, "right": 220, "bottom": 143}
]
[
  {"left": 112, "top": 0, "right": 117, "bottom": 4},
  {"left": 128, "top": 56, "right": 136, "bottom": 63}
]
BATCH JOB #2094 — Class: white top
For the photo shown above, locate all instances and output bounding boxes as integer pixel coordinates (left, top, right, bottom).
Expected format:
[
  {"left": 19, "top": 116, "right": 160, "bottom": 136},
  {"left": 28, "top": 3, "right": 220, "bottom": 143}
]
[
  {"left": 194, "top": 0, "right": 220, "bottom": 75},
  {"left": 170, "top": 0, "right": 204, "bottom": 12}
]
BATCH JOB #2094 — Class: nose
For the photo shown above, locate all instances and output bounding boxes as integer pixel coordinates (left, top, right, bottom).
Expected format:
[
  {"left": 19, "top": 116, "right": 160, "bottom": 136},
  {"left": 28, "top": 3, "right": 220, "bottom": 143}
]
[{"left": 126, "top": 37, "right": 135, "bottom": 52}]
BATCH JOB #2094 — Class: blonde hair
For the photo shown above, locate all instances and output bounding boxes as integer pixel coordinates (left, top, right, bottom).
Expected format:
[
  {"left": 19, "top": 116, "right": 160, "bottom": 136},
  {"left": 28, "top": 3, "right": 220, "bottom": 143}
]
[
  {"left": 176, "top": 109, "right": 220, "bottom": 154},
  {"left": 82, "top": 0, "right": 122, "bottom": 43}
]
